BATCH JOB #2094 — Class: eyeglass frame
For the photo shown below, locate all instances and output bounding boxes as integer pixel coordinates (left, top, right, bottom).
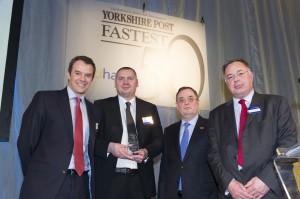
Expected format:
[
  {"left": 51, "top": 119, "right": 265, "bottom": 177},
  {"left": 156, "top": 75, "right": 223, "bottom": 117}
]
[
  {"left": 176, "top": 97, "right": 199, "bottom": 104},
  {"left": 224, "top": 70, "right": 250, "bottom": 82}
]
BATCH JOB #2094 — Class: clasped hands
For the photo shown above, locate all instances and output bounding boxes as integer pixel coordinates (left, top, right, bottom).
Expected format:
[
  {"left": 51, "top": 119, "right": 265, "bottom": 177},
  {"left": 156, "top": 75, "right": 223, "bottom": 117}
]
[
  {"left": 227, "top": 177, "right": 270, "bottom": 199},
  {"left": 108, "top": 142, "right": 148, "bottom": 163}
]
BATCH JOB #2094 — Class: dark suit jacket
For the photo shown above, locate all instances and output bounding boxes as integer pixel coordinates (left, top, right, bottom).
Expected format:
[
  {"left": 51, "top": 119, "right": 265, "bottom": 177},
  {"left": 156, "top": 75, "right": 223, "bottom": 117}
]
[
  {"left": 17, "top": 87, "right": 100, "bottom": 199},
  {"left": 158, "top": 115, "right": 218, "bottom": 199},
  {"left": 208, "top": 92, "right": 298, "bottom": 198},
  {"left": 94, "top": 96, "right": 164, "bottom": 199}
]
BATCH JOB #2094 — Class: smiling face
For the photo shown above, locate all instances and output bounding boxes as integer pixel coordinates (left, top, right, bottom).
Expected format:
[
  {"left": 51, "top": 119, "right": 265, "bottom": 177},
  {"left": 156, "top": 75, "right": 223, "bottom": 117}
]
[
  {"left": 67, "top": 60, "right": 94, "bottom": 97},
  {"left": 115, "top": 68, "right": 138, "bottom": 101},
  {"left": 224, "top": 61, "right": 254, "bottom": 99},
  {"left": 176, "top": 88, "right": 199, "bottom": 121}
]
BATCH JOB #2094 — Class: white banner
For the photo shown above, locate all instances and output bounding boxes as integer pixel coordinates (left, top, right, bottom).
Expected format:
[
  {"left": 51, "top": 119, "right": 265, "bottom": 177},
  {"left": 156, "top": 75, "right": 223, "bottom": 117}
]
[{"left": 66, "top": 1, "right": 210, "bottom": 109}]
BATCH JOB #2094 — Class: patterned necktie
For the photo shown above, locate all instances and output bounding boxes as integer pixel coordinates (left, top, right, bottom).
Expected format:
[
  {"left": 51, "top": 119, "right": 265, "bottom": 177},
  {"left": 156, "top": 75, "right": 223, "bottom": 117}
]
[
  {"left": 178, "top": 122, "right": 190, "bottom": 191},
  {"left": 238, "top": 99, "right": 247, "bottom": 167},
  {"left": 126, "top": 102, "right": 139, "bottom": 152},
  {"left": 74, "top": 97, "right": 85, "bottom": 176}
]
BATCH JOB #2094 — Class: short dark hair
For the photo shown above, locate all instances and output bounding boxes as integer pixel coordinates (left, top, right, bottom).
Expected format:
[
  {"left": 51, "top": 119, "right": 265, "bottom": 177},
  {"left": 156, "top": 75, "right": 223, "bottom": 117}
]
[
  {"left": 116, "top": 67, "right": 137, "bottom": 77},
  {"left": 176, "top": 86, "right": 198, "bottom": 101},
  {"left": 222, "top": 58, "right": 249, "bottom": 74},
  {"left": 68, "top": 56, "right": 96, "bottom": 78}
]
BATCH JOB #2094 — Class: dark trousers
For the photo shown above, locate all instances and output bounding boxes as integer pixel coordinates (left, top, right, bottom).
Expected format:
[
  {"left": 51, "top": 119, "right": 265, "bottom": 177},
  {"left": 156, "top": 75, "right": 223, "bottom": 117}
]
[
  {"left": 177, "top": 190, "right": 182, "bottom": 199},
  {"left": 107, "top": 172, "right": 147, "bottom": 199},
  {"left": 56, "top": 170, "right": 90, "bottom": 199}
]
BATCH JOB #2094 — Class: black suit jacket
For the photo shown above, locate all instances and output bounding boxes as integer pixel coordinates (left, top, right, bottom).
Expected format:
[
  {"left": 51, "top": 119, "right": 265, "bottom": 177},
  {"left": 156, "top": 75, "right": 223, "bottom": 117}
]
[
  {"left": 94, "top": 96, "right": 164, "bottom": 199},
  {"left": 208, "top": 92, "right": 298, "bottom": 198},
  {"left": 17, "top": 87, "right": 100, "bottom": 199},
  {"left": 158, "top": 115, "right": 218, "bottom": 199}
]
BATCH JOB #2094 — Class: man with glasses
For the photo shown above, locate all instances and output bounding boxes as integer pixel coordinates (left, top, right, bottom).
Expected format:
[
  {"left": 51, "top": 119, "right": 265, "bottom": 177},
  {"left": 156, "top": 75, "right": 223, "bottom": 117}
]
[
  {"left": 158, "top": 86, "right": 218, "bottom": 199},
  {"left": 208, "top": 58, "right": 298, "bottom": 198}
]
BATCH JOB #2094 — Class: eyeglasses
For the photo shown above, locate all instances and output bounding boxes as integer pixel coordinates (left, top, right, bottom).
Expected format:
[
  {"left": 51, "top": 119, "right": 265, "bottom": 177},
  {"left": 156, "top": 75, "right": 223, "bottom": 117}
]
[
  {"left": 177, "top": 97, "right": 198, "bottom": 104},
  {"left": 225, "top": 70, "right": 249, "bottom": 81}
]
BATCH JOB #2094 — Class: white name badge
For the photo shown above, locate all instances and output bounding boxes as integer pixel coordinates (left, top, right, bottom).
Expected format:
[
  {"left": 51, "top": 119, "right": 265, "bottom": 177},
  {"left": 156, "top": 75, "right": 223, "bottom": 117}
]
[
  {"left": 247, "top": 107, "right": 261, "bottom": 114},
  {"left": 142, "top": 116, "right": 154, "bottom": 124}
]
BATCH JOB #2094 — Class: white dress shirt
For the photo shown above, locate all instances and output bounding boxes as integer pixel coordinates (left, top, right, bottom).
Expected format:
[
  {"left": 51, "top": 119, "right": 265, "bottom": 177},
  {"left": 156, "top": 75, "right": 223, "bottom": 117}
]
[
  {"left": 116, "top": 95, "right": 138, "bottom": 169},
  {"left": 179, "top": 114, "right": 199, "bottom": 144},
  {"left": 233, "top": 90, "right": 254, "bottom": 136},
  {"left": 67, "top": 86, "right": 90, "bottom": 171}
]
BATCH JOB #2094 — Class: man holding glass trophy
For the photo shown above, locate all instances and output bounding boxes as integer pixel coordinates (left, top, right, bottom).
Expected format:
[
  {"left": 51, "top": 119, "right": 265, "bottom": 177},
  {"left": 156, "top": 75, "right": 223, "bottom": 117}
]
[{"left": 94, "top": 67, "right": 164, "bottom": 199}]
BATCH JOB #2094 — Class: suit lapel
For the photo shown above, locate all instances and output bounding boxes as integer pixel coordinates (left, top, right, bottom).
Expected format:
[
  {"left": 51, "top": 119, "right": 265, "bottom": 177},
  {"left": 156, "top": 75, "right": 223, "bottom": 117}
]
[
  {"left": 135, "top": 98, "right": 142, "bottom": 130},
  {"left": 245, "top": 92, "right": 263, "bottom": 127},
  {"left": 85, "top": 99, "right": 97, "bottom": 162},
  {"left": 224, "top": 100, "right": 238, "bottom": 139},
  {"left": 85, "top": 100, "right": 95, "bottom": 142},
  {"left": 111, "top": 96, "right": 123, "bottom": 127},
  {"left": 183, "top": 116, "right": 205, "bottom": 161},
  {"left": 57, "top": 88, "right": 73, "bottom": 137},
  {"left": 171, "top": 122, "right": 182, "bottom": 161}
]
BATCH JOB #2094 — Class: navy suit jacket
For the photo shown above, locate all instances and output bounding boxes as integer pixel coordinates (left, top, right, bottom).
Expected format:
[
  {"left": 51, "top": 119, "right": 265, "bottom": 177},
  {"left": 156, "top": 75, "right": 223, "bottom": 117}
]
[
  {"left": 158, "top": 115, "right": 218, "bottom": 199},
  {"left": 17, "top": 87, "right": 100, "bottom": 199},
  {"left": 208, "top": 92, "right": 298, "bottom": 198},
  {"left": 94, "top": 96, "right": 163, "bottom": 199}
]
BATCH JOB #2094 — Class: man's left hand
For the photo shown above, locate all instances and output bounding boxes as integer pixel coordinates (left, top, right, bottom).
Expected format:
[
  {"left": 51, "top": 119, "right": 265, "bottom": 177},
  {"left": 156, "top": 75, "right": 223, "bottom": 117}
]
[
  {"left": 132, "top": 148, "right": 148, "bottom": 163},
  {"left": 245, "top": 177, "right": 270, "bottom": 199}
]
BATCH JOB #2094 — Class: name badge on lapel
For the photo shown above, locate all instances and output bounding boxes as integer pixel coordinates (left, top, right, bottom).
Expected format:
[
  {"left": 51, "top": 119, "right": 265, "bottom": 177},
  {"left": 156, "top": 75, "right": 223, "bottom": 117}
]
[
  {"left": 142, "top": 116, "right": 154, "bottom": 125},
  {"left": 247, "top": 107, "right": 261, "bottom": 114}
]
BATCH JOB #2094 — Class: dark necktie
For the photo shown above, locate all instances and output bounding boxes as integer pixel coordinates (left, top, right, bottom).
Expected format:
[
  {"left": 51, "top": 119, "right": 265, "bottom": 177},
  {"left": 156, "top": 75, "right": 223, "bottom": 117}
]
[
  {"left": 126, "top": 102, "right": 139, "bottom": 152},
  {"left": 74, "top": 97, "right": 85, "bottom": 176},
  {"left": 178, "top": 122, "right": 190, "bottom": 191},
  {"left": 238, "top": 99, "right": 247, "bottom": 167}
]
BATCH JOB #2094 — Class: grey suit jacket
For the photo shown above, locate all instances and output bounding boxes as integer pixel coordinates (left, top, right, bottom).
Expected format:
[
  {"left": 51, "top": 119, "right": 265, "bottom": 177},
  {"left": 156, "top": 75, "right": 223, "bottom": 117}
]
[
  {"left": 158, "top": 115, "right": 218, "bottom": 199},
  {"left": 207, "top": 92, "right": 298, "bottom": 198},
  {"left": 17, "top": 88, "right": 100, "bottom": 199},
  {"left": 94, "top": 96, "right": 163, "bottom": 199}
]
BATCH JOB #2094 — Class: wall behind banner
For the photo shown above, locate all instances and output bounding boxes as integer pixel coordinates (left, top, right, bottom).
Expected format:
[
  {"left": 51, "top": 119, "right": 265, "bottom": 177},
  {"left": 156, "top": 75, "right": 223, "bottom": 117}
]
[{"left": 1, "top": 0, "right": 300, "bottom": 198}]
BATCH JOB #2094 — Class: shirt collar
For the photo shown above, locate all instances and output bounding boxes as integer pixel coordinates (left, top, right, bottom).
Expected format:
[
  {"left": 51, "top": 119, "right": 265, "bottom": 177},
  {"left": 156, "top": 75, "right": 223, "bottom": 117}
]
[
  {"left": 233, "top": 89, "right": 254, "bottom": 106},
  {"left": 118, "top": 95, "right": 136, "bottom": 109},
  {"left": 181, "top": 114, "right": 199, "bottom": 127},
  {"left": 67, "top": 86, "right": 85, "bottom": 102}
]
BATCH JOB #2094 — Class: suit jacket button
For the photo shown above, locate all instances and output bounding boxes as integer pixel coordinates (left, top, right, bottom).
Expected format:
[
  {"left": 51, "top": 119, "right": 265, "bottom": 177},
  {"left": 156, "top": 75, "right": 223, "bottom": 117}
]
[
  {"left": 181, "top": 166, "right": 183, "bottom": 168},
  {"left": 62, "top": 170, "right": 66, "bottom": 174},
  {"left": 67, "top": 150, "right": 72, "bottom": 154}
]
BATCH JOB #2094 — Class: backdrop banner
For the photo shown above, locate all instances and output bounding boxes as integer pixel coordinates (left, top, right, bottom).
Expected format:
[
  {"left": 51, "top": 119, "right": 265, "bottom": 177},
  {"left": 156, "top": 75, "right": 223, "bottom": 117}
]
[{"left": 66, "top": 0, "right": 209, "bottom": 109}]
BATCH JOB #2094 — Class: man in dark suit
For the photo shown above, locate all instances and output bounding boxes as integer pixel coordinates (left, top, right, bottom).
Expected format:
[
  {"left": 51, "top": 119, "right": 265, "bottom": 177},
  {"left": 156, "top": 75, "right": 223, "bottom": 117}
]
[
  {"left": 17, "top": 56, "right": 100, "bottom": 199},
  {"left": 208, "top": 58, "right": 298, "bottom": 199},
  {"left": 94, "top": 67, "right": 163, "bottom": 199},
  {"left": 158, "top": 86, "right": 218, "bottom": 199}
]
